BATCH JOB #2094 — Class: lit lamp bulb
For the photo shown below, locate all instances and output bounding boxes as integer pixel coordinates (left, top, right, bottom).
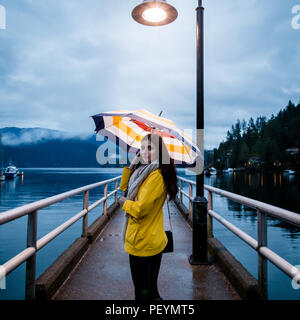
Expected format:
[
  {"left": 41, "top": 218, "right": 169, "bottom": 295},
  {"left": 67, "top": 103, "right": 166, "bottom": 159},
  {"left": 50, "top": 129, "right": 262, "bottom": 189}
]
[
  {"left": 142, "top": 7, "right": 167, "bottom": 23},
  {"left": 132, "top": 0, "right": 178, "bottom": 27}
]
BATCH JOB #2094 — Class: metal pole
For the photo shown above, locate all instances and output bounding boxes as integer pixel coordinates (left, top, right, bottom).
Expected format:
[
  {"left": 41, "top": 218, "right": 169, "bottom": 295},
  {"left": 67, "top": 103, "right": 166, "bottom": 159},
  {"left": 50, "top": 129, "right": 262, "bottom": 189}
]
[
  {"left": 189, "top": 183, "right": 193, "bottom": 215},
  {"left": 207, "top": 190, "right": 213, "bottom": 238},
  {"left": 196, "top": 0, "right": 204, "bottom": 198},
  {"left": 189, "top": 0, "right": 211, "bottom": 265},
  {"left": 25, "top": 210, "right": 38, "bottom": 300},
  {"left": 180, "top": 180, "right": 183, "bottom": 204},
  {"left": 257, "top": 209, "right": 268, "bottom": 299},
  {"left": 103, "top": 183, "right": 108, "bottom": 216},
  {"left": 115, "top": 180, "right": 118, "bottom": 204},
  {"left": 82, "top": 190, "right": 89, "bottom": 237}
]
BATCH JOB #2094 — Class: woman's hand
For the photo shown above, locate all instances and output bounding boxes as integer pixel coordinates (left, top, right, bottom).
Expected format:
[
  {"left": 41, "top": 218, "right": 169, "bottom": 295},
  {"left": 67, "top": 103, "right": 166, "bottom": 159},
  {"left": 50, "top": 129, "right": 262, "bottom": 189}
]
[
  {"left": 118, "top": 196, "right": 128, "bottom": 207},
  {"left": 129, "top": 151, "right": 141, "bottom": 170}
]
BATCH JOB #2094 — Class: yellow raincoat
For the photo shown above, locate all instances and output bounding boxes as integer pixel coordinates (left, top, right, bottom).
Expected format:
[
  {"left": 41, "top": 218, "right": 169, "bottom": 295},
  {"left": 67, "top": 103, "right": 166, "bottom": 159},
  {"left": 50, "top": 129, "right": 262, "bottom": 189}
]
[{"left": 119, "top": 166, "right": 168, "bottom": 257}]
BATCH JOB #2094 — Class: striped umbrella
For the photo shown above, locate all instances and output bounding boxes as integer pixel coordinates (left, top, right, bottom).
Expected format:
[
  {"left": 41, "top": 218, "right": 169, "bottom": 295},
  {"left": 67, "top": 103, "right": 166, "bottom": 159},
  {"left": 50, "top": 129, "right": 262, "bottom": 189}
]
[{"left": 91, "top": 109, "right": 203, "bottom": 167}]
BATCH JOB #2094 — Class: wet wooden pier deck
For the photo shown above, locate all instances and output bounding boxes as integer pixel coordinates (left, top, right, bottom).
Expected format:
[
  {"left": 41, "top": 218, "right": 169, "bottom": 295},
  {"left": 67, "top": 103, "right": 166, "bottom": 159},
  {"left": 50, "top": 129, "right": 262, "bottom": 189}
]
[{"left": 53, "top": 201, "right": 240, "bottom": 300}]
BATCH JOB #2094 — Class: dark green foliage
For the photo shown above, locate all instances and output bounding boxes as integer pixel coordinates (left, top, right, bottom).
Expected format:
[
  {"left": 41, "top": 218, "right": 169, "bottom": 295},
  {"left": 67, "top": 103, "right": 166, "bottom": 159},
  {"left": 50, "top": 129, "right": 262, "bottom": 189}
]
[{"left": 212, "top": 100, "right": 300, "bottom": 171}]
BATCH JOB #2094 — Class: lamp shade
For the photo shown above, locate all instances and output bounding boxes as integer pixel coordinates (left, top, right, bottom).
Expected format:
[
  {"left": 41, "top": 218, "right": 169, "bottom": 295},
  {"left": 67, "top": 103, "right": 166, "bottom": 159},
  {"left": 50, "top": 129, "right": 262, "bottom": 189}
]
[{"left": 132, "top": 0, "right": 178, "bottom": 26}]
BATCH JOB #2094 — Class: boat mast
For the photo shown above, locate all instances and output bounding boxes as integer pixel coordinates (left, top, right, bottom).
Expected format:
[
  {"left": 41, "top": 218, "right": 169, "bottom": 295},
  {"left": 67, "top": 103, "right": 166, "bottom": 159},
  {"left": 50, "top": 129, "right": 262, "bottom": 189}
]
[{"left": 0, "top": 129, "right": 3, "bottom": 171}]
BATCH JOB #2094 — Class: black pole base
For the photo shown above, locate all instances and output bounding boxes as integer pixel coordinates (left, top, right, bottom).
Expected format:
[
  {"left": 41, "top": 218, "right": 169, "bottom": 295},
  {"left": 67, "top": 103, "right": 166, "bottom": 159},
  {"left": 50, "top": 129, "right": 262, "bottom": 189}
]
[{"left": 188, "top": 254, "right": 213, "bottom": 266}]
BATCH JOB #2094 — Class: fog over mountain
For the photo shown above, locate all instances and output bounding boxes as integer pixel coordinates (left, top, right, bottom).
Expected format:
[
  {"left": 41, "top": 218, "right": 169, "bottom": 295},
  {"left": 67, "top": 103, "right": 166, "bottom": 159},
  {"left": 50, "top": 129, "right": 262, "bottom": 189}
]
[
  {"left": 0, "top": 127, "right": 121, "bottom": 168},
  {"left": 1, "top": 127, "right": 92, "bottom": 146}
]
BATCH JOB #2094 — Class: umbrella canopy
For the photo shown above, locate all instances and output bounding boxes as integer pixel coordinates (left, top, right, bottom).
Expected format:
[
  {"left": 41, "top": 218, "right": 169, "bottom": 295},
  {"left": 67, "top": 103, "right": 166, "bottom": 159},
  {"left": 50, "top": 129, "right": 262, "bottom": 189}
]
[{"left": 91, "top": 109, "right": 203, "bottom": 167}]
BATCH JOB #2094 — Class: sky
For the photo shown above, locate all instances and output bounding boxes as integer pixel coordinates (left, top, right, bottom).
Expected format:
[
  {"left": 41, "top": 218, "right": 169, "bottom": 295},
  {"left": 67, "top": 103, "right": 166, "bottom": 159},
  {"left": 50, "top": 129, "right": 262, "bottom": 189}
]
[{"left": 0, "top": 0, "right": 299, "bottom": 149}]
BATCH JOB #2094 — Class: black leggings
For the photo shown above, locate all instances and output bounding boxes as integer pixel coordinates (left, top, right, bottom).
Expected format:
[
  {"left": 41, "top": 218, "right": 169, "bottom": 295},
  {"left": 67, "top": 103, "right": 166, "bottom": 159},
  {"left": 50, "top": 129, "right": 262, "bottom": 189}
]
[{"left": 129, "top": 251, "right": 163, "bottom": 301}]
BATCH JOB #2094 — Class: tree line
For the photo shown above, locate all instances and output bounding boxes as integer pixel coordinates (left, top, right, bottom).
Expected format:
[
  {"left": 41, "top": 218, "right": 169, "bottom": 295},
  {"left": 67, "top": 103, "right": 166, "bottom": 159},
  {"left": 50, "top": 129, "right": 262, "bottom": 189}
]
[{"left": 210, "top": 100, "right": 300, "bottom": 172}]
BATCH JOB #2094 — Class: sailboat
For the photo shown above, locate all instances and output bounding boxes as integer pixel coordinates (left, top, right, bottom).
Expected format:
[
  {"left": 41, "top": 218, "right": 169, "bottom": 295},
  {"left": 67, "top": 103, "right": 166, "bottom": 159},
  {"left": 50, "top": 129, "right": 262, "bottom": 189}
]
[{"left": 0, "top": 130, "right": 5, "bottom": 181}]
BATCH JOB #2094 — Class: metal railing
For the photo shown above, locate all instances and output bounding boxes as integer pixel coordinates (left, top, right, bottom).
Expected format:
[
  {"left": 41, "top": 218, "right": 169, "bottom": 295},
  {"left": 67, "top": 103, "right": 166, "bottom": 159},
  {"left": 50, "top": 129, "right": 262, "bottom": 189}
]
[
  {"left": 177, "top": 176, "right": 300, "bottom": 298},
  {"left": 0, "top": 175, "right": 122, "bottom": 300}
]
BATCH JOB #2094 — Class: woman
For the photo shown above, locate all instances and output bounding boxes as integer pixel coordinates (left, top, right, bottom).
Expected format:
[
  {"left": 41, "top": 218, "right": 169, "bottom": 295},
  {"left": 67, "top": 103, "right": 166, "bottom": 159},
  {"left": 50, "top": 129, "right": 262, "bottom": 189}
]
[{"left": 118, "top": 133, "right": 178, "bottom": 301}]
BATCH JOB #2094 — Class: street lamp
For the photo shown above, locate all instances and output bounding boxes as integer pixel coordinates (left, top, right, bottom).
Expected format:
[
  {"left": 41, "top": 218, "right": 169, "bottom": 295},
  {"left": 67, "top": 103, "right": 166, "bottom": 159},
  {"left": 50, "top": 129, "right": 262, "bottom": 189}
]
[{"left": 131, "top": 0, "right": 210, "bottom": 265}]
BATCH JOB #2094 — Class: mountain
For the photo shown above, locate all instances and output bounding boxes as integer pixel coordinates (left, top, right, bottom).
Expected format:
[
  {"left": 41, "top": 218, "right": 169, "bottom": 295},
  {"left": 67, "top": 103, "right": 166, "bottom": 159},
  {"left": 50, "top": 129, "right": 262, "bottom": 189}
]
[{"left": 0, "top": 127, "right": 123, "bottom": 168}]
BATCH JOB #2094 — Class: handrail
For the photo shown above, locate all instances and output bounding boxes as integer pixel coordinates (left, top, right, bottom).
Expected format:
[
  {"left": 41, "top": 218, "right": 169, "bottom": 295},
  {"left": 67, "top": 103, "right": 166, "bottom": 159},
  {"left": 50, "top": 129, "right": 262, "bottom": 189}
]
[
  {"left": 207, "top": 209, "right": 299, "bottom": 279},
  {"left": 177, "top": 175, "right": 300, "bottom": 298},
  {"left": 205, "top": 184, "right": 300, "bottom": 228},
  {"left": 0, "top": 176, "right": 120, "bottom": 225},
  {"left": 0, "top": 174, "right": 122, "bottom": 300},
  {"left": 177, "top": 176, "right": 300, "bottom": 227}
]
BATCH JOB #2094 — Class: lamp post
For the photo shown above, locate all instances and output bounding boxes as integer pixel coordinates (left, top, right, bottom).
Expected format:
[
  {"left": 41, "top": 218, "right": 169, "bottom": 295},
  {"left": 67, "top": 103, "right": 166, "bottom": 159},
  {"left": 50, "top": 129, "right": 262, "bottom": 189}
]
[{"left": 131, "top": 0, "right": 211, "bottom": 265}]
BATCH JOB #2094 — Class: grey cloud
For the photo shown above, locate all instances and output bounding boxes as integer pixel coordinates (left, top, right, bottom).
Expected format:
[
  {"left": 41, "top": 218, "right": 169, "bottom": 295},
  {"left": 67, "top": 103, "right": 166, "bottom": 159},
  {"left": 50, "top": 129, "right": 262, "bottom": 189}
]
[{"left": 0, "top": 0, "right": 299, "bottom": 150}]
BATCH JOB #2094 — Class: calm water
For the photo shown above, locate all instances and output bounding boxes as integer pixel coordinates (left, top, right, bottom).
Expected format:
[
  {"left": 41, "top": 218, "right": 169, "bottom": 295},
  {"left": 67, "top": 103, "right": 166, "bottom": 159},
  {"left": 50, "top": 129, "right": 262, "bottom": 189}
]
[{"left": 0, "top": 168, "right": 299, "bottom": 300}]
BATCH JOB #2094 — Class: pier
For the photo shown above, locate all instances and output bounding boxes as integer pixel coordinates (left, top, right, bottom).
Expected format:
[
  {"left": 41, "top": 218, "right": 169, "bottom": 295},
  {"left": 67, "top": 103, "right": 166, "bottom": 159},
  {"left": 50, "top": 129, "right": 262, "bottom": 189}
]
[{"left": 0, "top": 175, "right": 299, "bottom": 300}]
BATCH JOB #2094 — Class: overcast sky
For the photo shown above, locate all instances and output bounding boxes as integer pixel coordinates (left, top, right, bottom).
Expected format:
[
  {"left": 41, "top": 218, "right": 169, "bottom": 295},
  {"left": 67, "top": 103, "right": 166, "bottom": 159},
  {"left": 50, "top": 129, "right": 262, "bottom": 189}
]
[{"left": 0, "top": 0, "right": 299, "bottom": 149}]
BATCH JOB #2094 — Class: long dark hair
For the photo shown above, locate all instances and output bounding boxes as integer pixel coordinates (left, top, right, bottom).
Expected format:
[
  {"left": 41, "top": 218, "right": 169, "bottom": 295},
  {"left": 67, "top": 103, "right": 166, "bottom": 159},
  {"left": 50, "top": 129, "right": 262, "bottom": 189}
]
[{"left": 137, "top": 133, "right": 178, "bottom": 201}]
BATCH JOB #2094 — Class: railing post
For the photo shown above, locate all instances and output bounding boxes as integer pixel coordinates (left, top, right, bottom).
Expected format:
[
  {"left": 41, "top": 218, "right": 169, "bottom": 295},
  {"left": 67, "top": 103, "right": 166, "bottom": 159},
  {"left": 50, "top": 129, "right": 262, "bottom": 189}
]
[
  {"left": 189, "top": 183, "right": 193, "bottom": 217},
  {"left": 115, "top": 179, "right": 118, "bottom": 204},
  {"left": 207, "top": 190, "right": 213, "bottom": 238},
  {"left": 82, "top": 190, "right": 89, "bottom": 237},
  {"left": 103, "top": 183, "right": 108, "bottom": 216},
  {"left": 25, "top": 210, "right": 38, "bottom": 300},
  {"left": 180, "top": 180, "right": 183, "bottom": 204},
  {"left": 257, "top": 209, "right": 268, "bottom": 299}
]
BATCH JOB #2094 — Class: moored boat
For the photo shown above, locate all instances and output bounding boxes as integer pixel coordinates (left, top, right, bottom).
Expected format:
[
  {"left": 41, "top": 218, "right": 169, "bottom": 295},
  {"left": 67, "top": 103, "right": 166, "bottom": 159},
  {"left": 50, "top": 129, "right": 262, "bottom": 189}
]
[
  {"left": 210, "top": 167, "right": 217, "bottom": 175},
  {"left": 223, "top": 168, "right": 233, "bottom": 174},
  {"left": 4, "top": 163, "right": 19, "bottom": 180},
  {"left": 283, "top": 169, "right": 295, "bottom": 174}
]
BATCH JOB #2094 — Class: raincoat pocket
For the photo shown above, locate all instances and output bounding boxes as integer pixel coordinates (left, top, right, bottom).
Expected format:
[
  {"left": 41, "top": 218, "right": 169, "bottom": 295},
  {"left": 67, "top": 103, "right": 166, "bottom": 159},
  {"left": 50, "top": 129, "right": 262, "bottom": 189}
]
[{"left": 126, "top": 219, "right": 140, "bottom": 246}]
